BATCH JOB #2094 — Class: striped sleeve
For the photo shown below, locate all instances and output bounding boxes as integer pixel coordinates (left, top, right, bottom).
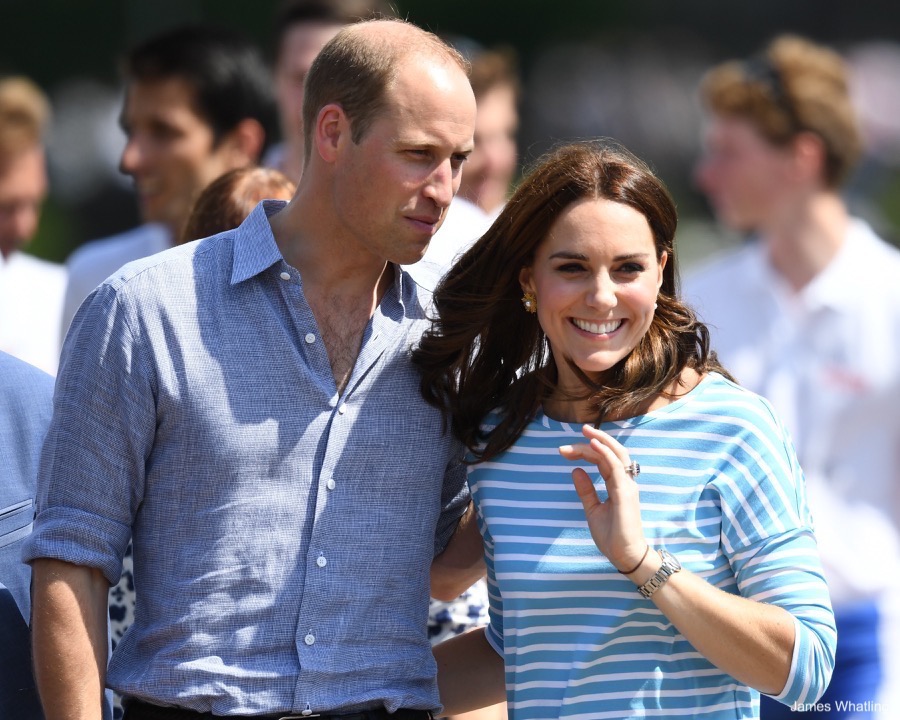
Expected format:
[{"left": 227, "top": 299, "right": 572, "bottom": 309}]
[{"left": 714, "top": 391, "right": 836, "bottom": 706}]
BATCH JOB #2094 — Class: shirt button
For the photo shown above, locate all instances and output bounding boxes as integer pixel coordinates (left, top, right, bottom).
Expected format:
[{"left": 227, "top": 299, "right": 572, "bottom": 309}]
[
  {"left": 304, "top": 633, "right": 315, "bottom": 646},
  {"left": 316, "top": 556, "right": 327, "bottom": 568},
  {"left": 305, "top": 333, "right": 316, "bottom": 344},
  {"left": 338, "top": 404, "right": 347, "bottom": 414},
  {"left": 326, "top": 478, "right": 336, "bottom": 491},
  {"left": 280, "top": 271, "right": 291, "bottom": 281}
]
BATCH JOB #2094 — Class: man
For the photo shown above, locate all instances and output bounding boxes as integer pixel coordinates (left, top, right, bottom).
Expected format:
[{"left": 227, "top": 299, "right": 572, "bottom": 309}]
[
  {"left": 684, "top": 35, "right": 900, "bottom": 720},
  {"left": 60, "top": 24, "right": 277, "bottom": 338},
  {"left": 26, "top": 18, "right": 476, "bottom": 719},
  {"left": 0, "top": 351, "right": 54, "bottom": 719},
  {"left": 267, "top": 0, "right": 393, "bottom": 183},
  {"left": 0, "top": 77, "right": 65, "bottom": 375}
]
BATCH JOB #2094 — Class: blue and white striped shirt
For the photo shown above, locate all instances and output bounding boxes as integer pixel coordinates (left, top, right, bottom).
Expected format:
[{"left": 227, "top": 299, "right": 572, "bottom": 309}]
[
  {"left": 469, "top": 373, "right": 835, "bottom": 719},
  {"left": 23, "top": 201, "right": 470, "bottom": 716}
]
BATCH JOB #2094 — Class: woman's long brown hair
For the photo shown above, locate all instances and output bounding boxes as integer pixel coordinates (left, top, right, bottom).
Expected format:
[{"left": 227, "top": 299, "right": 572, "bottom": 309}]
[{"left": 413, "top": 141, "right": 732, "bottom": 462}]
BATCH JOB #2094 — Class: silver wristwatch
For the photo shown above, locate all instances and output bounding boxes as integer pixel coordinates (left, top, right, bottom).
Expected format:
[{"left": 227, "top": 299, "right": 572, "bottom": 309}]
[{"left": 638, "top": 548, "right": 682, "bottom": 598}]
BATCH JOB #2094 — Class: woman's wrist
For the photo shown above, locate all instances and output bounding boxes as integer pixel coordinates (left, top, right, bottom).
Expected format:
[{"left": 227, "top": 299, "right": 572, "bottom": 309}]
[
  {"left": 617, "top": 545, "right": 650, "bottom": 575},
  {"left": 626, "top": 547, "right": 664, "bottom": 587}
]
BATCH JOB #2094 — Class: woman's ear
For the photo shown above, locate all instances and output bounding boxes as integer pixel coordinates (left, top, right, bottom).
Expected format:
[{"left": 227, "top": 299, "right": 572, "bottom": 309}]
[
  {"left": 518, "top": 266, "right": 534, "bottom": 295},
  {"left": 657, "top": 251, "right": 668, "bottom": 290}
]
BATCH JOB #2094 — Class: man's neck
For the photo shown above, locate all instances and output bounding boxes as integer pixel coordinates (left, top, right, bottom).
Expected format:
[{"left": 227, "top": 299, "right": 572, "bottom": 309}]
[
  {"left": 761, "top": 190, "right": 848, "bottom": 292},
  {"left": 269, "top": 189, "right": 396, "bottom": 393}
]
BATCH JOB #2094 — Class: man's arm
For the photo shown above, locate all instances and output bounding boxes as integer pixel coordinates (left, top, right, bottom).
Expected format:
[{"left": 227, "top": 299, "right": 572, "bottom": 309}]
[
  {"left": 430, "top": 502, "right": 485, "bottom": 601},
  {"left": 31, "top": 559, "right": 109, "bottom": 720}
]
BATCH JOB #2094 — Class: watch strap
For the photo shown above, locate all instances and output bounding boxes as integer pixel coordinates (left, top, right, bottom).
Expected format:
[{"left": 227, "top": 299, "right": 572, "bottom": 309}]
[{"left": 637, "top": 548, "right": 681, "bottom": 598}]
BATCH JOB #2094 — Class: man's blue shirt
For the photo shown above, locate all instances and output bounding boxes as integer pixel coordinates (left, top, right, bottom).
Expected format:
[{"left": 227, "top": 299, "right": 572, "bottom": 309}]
[{"left": 23, "top": 201, "right": 469, "bottom": 715}]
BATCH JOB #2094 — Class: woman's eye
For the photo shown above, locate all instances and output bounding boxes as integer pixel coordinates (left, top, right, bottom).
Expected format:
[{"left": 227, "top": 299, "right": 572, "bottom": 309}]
[
  {"left": 557, "top": 263, "right": 586, "bottom": 274},
  {"left": 618, "top": 263, "right": 644, "bottom": 274}
]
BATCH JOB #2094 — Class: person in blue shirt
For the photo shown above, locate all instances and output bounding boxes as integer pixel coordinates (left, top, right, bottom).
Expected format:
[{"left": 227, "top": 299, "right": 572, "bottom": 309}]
[
  {"left": 414, "top": 141, "right": 836, "bottom": 719},
  {"left": 25, "top": 18, "right": 477, "bottom": 720},
  {"left": 0, "top": 351, "right": 53, "bottom": 719}
]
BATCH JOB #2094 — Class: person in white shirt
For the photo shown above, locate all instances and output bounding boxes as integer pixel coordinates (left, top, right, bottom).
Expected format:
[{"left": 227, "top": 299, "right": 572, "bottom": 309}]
[
  {"left": 61, "top": 24, "right": 277, "bottom": 339},
  {"left": 684, "top": 35, "right": 900, "bottom": 720},
  {"left": 0, "top": 76, "right": 65, "bottom": 376}
]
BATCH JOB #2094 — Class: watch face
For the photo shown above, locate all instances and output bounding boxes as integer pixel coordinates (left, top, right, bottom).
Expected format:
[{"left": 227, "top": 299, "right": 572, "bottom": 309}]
[{"left": 660, "top": 549, "right": 682, "bottom": 571}]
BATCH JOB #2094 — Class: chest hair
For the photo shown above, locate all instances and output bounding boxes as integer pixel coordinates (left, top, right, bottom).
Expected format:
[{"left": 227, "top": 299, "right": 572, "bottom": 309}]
[{"left": 306, "top": 291, "right": 376, "bottom": 394}]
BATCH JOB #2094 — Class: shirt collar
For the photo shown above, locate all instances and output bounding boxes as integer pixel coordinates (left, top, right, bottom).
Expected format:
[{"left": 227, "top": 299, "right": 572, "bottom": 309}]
[{"left": 230, "top": 200, "right": 289, "bottom": 285}]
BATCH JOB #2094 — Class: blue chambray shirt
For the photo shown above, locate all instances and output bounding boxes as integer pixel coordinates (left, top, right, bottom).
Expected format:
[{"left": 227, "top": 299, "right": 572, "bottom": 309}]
[{"left": 23, "top": 201, "right": 469, "bottom": 716}]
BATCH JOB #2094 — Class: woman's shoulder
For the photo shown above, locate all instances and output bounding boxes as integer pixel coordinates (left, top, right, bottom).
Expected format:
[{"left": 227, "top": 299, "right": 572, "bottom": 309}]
[{"left": 678, "top": 372, "right": 793, "bottom": 451}]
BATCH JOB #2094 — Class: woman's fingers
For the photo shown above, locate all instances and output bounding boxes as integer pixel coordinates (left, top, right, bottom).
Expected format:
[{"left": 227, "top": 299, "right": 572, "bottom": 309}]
[
  {"left": 581, "top": 425, "right": 630, "bottom": 467},
  {"left": 570, "top": 467, "right": 602, "bottom": 513}
]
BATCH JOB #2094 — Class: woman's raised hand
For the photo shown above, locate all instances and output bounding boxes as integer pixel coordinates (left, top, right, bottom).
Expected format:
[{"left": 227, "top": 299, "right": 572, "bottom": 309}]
[{"left": 559, "top": 425, "right": 648, "bottom": 573}]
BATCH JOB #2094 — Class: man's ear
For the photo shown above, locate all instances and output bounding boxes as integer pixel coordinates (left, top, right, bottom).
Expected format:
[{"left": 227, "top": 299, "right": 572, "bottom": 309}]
[
  {"left": 220, "top": 118, "right": 266, "bottom": 166},
  {"left": 791, "top": 131, "right": 827, "bottom": 186},
  {"left": 312, "top": 103, "right": 347, "bottom": 164}
]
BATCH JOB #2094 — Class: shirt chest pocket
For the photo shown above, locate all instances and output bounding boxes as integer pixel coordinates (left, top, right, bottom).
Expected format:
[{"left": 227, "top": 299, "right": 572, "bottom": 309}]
[{"left": 0, "top": 499, "right": 34, "bottom": 549}]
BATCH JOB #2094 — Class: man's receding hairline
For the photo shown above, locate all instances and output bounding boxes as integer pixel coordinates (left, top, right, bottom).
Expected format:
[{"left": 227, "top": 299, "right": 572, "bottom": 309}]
[{"left": 340, "top": 19, "right": 467, "bottom": 72}]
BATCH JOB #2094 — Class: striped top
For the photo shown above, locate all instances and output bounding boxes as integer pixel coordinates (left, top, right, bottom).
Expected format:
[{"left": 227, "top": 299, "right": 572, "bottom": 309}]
[{"left": 469, "top": 373, "right": 836, "bottom": 719}]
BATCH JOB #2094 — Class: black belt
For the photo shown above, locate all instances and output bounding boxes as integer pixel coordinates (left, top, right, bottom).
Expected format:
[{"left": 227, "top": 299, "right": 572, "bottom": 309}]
[{"left": 124, "top": 699, "right": 433, "bottom": 720}]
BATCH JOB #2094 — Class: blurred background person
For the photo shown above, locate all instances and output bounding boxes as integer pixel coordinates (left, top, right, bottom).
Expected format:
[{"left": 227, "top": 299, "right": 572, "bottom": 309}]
[
  {"left": 181, "top": 165, "right": 295, "bottom": 243},
  {"left": 0, "top": 350, "right": 54, "bottom": 720},
  {"left": 60, "top": 23, "right": 277, "bottom": 339},
  {"left": 458, "top": 46, "right": 520, "bottom": 221},
  {"left": 685, "top": 35, "right": 900, "bottom": 720},
  {"left": 0, "top": 76, "right": 65, "bottom": 375}
]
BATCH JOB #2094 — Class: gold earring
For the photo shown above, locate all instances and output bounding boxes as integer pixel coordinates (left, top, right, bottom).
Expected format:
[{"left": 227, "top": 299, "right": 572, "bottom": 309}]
[{"left": 521, "top": 291, "right": 537, "bottom": 313}]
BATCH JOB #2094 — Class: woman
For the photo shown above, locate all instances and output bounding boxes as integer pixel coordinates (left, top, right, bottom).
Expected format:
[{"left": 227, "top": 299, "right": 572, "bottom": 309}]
[{"left": 414, "top": 141, "right": 835, "bottom": 719}]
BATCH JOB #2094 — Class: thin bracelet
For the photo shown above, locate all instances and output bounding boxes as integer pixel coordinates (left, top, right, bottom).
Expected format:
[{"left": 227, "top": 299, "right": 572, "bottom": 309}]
[{"left": 618, "top": 545, "right": 651, "bottom": 575}]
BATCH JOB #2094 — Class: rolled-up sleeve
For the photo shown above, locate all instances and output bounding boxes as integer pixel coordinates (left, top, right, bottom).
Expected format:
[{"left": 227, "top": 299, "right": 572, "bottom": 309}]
[{"left": 23, "top": 280, "right": 155, "bottom": 585}]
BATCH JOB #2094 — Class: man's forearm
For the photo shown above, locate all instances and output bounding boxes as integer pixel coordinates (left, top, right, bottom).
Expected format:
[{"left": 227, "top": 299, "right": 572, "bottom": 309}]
[
  {"left": 32, "top": 558, "right": 110, "bottom": 720},
  {"left": 431, "top": 502, "right": 486, "bottom": 600}
]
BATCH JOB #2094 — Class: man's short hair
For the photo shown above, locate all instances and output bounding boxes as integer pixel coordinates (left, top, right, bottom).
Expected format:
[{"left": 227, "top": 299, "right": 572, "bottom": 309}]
[
  {"left": 124, "top": 24, "right": 278, "bottom": 155},
  {"left": 700, "top": 35, "right": 861, "bottom": 188},
  {"left": 0, "top": 76, "right": 49, "bottom": 162},
  {"left": 301, "top": 19, "right": 469, "bottom": 162}
]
